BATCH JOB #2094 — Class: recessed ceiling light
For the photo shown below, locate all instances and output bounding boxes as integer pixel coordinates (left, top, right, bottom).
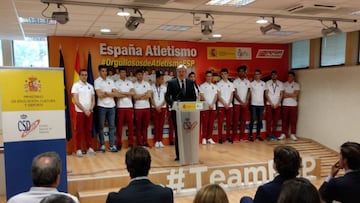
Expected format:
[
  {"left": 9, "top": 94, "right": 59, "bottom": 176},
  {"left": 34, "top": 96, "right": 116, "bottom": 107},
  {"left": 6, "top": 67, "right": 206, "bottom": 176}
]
[
  {"left": 100, "top": 28, "right": 111, "bottom": 33},
  {"left": 266, "top": 31, "right": 297, "bottom": 36},
  {"left": 117, "top": 10, "right": 130, "bottom": 17},
  {"left": 212, "top": 34, "right": 222, "bottom": 38},
  {"left": 256, "top": 18, "right": 268, "bottom": 24},
  {"left": 351, "top": 10, "right": 360, "bottom": 16},
  {"left": 159, "top": 25, "right": 191, "bottom": 31},
  {"left": 19, "top": 17, "right": 56, "bottom": 25},
  {"left": 206, "top": 0, "right": 256, "bottom": 7}
]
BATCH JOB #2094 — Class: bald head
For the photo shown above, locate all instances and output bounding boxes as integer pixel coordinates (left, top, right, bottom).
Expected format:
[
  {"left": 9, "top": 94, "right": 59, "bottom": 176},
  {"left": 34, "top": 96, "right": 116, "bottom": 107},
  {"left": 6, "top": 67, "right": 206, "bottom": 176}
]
[{"left": 32, "top": 152, "right": 61, "bottom": 187}]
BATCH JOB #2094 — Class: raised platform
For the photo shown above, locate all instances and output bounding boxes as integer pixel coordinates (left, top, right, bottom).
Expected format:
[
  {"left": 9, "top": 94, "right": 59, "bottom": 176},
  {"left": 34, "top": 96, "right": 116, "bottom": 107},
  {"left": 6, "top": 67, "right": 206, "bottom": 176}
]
[{"left": 65, "top": 138, "right": 339, "bottom": 203}]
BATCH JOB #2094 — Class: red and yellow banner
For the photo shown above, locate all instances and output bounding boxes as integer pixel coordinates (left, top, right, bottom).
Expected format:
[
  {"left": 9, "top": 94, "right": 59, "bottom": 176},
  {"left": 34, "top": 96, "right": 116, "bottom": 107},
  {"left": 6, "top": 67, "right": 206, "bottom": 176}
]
[{"left": 48, "top": 36, "right": 289, "bottom": 86}]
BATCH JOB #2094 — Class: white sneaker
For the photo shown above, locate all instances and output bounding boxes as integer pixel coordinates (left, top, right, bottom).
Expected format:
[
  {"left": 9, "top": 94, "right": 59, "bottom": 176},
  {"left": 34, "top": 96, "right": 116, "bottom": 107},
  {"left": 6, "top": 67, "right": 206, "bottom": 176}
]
[
  {"left": 207, "top": 138, "right": 216, "bottom": 144},
  {"left": 155, "top": 141, "right": 160, "bottom": 148},
  {"left": 87, "top": 148, "right": 96, "bottom": 155},
  {"left": 76, "top": 149, "right": 83, "bottom": 157},
  {"left": 279, "top": 133, "right": 286, "bottom": 140},
  {"left": 202, "top": 138, "right": 207, "bottom": 145},
  {"left": 290, "top": 134, "right": 298, "bottom": 141},
  {"left": 159, "top": 141, "right": 164, "bottom": 148},
  {"left": 100, "top": 145, "right": 106, "bottom": 152}
]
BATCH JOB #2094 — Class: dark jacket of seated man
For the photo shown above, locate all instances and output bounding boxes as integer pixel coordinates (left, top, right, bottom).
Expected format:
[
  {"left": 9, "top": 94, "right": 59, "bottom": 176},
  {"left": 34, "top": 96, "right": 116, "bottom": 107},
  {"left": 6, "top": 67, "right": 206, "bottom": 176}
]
[
  {"left": 319, "top": 142, "right": 360, "bottom": 203},
  {"left": 106, "top": 147, "right": 173, "bottom": 203},
  {"left": 240, "top": 145, "right": 302, "bottom": 203}
]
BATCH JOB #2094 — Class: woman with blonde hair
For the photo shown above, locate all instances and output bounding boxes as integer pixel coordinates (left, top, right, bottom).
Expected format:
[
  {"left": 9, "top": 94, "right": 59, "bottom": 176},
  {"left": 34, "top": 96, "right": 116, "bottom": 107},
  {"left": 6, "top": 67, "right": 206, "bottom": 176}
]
[{"left": 193, "top": 184, "right": 229, "bottom": 203}]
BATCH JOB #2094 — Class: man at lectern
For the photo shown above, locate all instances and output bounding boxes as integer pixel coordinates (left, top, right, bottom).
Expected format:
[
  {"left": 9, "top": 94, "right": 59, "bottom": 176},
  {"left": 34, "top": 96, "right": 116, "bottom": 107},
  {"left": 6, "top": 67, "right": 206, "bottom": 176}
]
[{"left": 165, "top": 64, "right": 196, "bottom": 161}]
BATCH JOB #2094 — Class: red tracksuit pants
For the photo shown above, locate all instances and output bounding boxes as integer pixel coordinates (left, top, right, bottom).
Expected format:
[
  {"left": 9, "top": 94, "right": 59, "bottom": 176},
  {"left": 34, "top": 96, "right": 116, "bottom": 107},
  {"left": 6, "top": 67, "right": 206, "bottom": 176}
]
[
  {"left": 233, "top": 104, "right": 249, "bottom": 140},
  {"left": 282, "top": 106, "right": 298, "bottom": 135},
  {"left": 116, "top": 108, "right": 134, "bottom": 146},
  {"left": 152, "top": 108, "right": 166, "bottom": 142},
  {"left": 265, "top": 105, "right": 281, "bottom": 136},
  {"left": 75, "top": 112, "right": 93, "bottom": 150},
  {"left": 201, "top": 110, "right": 215, "bottom": 140},
  {"left": 135, "top": 108, "right": 150, "bottom": 145},
  {"left": 218, "top": 107, "right": 233, "bottom": 140}
]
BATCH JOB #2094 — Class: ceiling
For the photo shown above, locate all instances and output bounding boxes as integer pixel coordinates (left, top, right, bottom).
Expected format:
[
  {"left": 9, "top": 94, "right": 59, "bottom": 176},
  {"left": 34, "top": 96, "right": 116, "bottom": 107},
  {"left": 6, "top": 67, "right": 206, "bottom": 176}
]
[{"left": 1, "top": 0, "right": 360, "bottom": 43}]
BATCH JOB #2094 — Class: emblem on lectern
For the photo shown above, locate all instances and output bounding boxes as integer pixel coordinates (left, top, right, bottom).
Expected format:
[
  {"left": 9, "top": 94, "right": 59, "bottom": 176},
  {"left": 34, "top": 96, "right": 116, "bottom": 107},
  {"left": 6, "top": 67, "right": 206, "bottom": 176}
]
[{"left": 183, "top": 118, "right": 198, "bottom": 130}]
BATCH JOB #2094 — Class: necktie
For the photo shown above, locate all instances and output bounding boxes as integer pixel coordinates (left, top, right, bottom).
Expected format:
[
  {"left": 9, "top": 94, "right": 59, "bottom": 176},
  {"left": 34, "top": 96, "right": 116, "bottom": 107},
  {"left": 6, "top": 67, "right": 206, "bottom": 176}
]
[{"left": 181, "top": 80, "right": 185, "bottom": 95}]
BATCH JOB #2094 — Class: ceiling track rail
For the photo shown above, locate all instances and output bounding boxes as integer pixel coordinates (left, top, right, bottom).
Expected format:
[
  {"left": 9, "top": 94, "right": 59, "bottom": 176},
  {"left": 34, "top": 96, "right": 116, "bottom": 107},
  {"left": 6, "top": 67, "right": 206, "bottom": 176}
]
[{"left": 40, "top": 0, "right": 357, "bottom": 23}]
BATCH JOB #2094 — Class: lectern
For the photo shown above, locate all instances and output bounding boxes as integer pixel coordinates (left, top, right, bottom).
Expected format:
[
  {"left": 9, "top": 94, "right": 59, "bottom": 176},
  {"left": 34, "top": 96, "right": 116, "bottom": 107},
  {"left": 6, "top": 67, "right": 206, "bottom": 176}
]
[{"left": 172, "top": 101, "right": 203, "bottom": 165}]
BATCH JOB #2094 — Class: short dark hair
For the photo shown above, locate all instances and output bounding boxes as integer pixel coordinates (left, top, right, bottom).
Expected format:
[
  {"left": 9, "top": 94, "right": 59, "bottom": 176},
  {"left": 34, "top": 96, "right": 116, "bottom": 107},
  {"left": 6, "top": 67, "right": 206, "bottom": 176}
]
[
  {"left": 188, "top": 72, "right": 195, "bottom": 77},
  {"left": 273, "top": 145, "right": 301, "bottom": 179},
  {"left": 156, "top": 70, "right": 164, "bottom": 79},
  {"left": 237, "top": 65, "right": 247, "bottom": 72},
  {"left": 205, "top": 70, "right": 213, "bottom": 76},
  {"left": 340, "top": 142, "right": 360, "bottom": 170},
  {"left": 79, "top": 69, "right": 87, "bottom": 74},
  {"left": 126, "top": 147, "right": 151, "bottom": 178},
  {"left": 271, "top": 70, "right": 278, "bottom": 74},
  {"left": 220, "top": 68, "right": 228, "bottom": 73},
  {"left": 288, "top": 71, "right": 295, "bottom": 77},
  {"left": 98, "top": 65, "right": 107, "bottom": 71},
  {"left": 255, "top": 69, "right": 262, "bottom": 74},
  {"left": 277, "top": 177, "right": 320, "bottom": 203},
  {"left": 118, "top": 67, "right": 126, "bottom": 71},
  {"left": 40, "top": 194, "right": 75, "bottom": 203},
  {"left": 135, "top": 69, "right": 143, "bottom": 74},
  {"left": 32, "top": 152, "right": 61, "bottom": 187}
]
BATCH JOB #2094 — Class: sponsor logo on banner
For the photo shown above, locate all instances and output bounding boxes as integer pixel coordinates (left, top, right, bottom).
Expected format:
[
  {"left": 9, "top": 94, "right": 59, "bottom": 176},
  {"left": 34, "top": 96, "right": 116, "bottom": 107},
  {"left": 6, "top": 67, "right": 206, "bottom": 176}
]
[
  {"left": 256, "top": 49, "right": 284, "bottom": 58},
  {"left": 207, "top": 47, "right": 252, "bottom": 60},
  {"left": 18, "top": 114, "right": 40, "bottom": 138}
]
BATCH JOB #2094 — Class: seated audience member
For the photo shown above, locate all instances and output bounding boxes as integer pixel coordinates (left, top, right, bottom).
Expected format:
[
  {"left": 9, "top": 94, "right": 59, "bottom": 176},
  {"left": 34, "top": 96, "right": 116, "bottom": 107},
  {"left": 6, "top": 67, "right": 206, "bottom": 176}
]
[
  {"left": 319, "top": 141, "right": 360, "bottom": 203},
  {"left": 40, "top": 194, "right": 76, "bottom": 203},
  {"left": 7, "top": 152, "right": 79, "bottom": 203},
  {"left": 240, "top": 145, "right": 301, "bottom": 203},
  {"left": 277, "top": 177, "right": 320, "bottom": 203},
  {"left": 193, "top": 184, "right": 229, "bottom": 203},
  {"left": 106, "top": 146, "right": 173, "bottom": 203}
]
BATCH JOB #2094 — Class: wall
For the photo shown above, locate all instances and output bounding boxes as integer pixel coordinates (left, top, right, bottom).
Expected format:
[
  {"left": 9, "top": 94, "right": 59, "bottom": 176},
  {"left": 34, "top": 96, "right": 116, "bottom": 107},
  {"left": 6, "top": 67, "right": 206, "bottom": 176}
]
[{"left": 296, "top": 66, "right": 360, "bottom": 151}]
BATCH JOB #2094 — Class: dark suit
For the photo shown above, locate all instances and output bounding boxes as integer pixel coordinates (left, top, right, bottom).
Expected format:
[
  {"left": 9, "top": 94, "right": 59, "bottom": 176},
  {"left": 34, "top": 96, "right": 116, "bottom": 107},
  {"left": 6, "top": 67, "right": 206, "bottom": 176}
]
[
  {"left": 106, "top": 179, "right": 173, "bottom": 203},
  {"left": 165, "top": 77, "right": 196, "bottom": 159},
  {"left": 319, "top": 170, "right": 360, "bottom": 203},
  {"left": 253, "top": 175, "right": 287, "bottom": 203},
  {"left": 240, "top": 175, "right": 288, "bottom": 203}
]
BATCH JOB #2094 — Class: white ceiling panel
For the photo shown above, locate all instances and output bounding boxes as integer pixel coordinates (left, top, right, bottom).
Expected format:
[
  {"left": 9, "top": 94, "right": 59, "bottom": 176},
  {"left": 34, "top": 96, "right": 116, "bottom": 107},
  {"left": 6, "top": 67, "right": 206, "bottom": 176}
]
[{"left": 1, "top": 0, "right": 359, "bottom": 43}]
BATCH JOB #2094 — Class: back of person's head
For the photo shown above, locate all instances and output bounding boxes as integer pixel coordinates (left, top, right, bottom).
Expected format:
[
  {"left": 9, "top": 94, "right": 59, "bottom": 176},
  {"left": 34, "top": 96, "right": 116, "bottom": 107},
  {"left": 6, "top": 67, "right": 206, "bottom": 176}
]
[
  {"left": 277, "top": 177, "right": 320, "bottom": 203},
  {"left": 273, "top": 145, "right": 301, "bottom": 179},
  {"left": 40, "top": 194, "right": 75, "bottom": 203},
  {"left": 126, "top": 146, "right": 151, "bottom": 179},
  {"left": 193, "top": 184, "right": 229, "bottom": 203},
  {"left": 32, "top": 151, "right": 61, "bottom": 187},
  {"left": 340, "top": 141, "right": 360, "bottom": 170}
]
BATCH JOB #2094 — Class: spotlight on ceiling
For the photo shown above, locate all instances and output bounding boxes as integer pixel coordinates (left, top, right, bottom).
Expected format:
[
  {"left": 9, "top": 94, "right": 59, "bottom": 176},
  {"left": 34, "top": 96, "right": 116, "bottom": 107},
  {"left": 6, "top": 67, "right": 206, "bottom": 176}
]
[
  {"left": 321, "top": 21, "right": 342, "bottom": 36},
  {"left": 51, "top": 4, "right": 69, "bottom": 24},
  {"left": 117, "top": 8, "right": 130, "bottom": 17},
  {"left": 125, "top": 9, "right": 144, "bottom": 31},
  {"left": 260, "top": 17, "right": 281, "bottom": 34},
  {"left": 256, "top": 17, "right": 268, "bottom": 24},
  {"left": 201, "top": 13, "right": 214, "bottom": 35}
]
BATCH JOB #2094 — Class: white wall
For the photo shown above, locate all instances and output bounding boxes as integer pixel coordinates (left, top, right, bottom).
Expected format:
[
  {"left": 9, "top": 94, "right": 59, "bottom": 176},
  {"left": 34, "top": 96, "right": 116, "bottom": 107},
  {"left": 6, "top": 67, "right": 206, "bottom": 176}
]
[{"left": 296, "top": 66, "right": 360, "bottom": 151}]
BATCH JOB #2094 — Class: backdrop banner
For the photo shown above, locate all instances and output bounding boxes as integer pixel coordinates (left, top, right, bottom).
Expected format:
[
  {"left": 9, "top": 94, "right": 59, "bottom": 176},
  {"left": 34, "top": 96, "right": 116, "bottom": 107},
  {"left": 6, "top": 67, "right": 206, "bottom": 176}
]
[{"left": 0, "top": 67, "right": 67, "bottom": 199}]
